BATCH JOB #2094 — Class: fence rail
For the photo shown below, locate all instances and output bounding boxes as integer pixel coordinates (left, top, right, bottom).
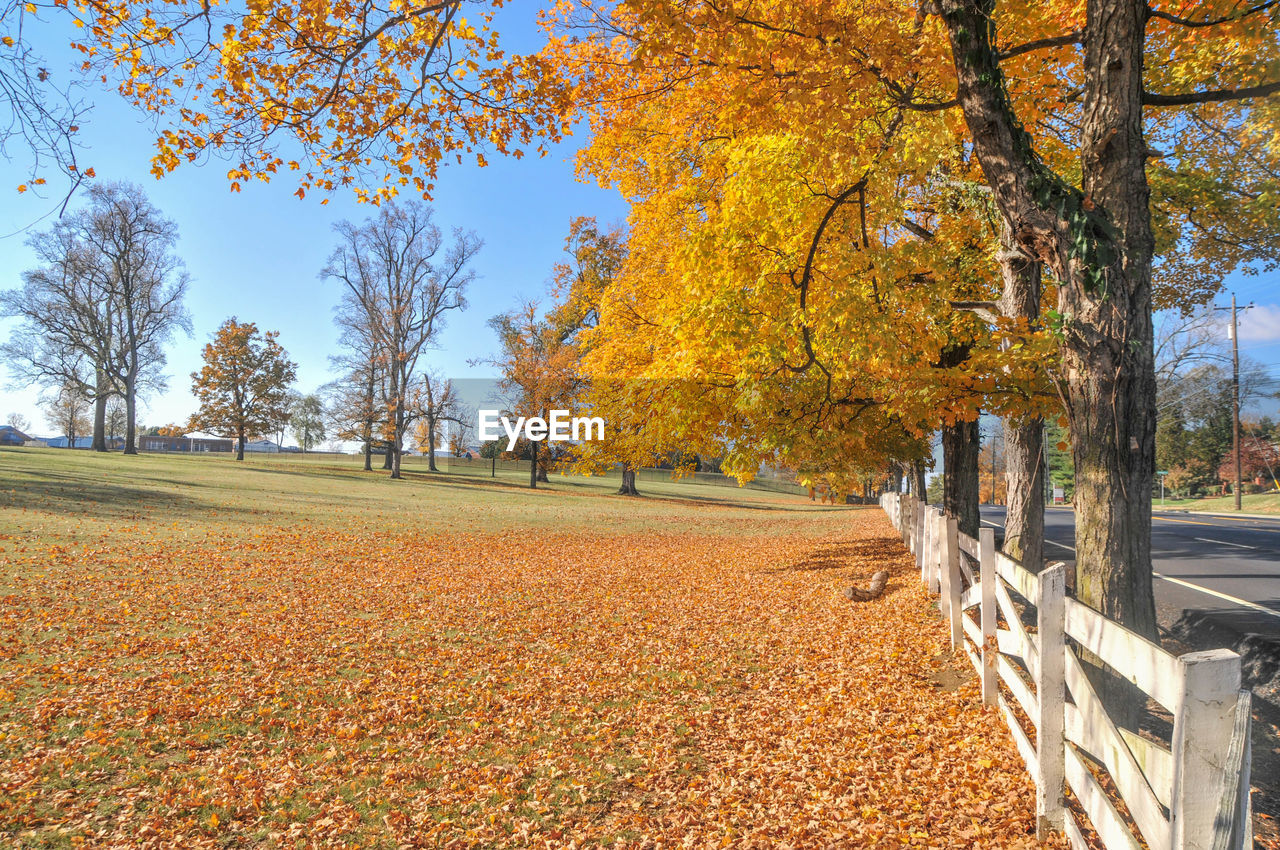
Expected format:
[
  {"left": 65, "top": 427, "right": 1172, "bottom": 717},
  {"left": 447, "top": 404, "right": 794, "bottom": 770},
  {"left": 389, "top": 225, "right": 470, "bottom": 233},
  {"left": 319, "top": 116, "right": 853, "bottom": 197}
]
[{"left": 880, "top": 492, "right": 1253, "bottom": 850}]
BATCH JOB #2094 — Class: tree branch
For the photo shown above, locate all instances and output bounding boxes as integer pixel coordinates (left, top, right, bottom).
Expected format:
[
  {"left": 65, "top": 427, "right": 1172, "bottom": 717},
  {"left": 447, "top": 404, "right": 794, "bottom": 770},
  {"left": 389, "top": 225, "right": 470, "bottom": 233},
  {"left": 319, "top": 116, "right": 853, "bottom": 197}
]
[
  {"left": 1143, "top": 79, "right": 1280, "bottom": 106},
  {"left": 1147, "top": 0, "right": 1280, "bottom": 28}
]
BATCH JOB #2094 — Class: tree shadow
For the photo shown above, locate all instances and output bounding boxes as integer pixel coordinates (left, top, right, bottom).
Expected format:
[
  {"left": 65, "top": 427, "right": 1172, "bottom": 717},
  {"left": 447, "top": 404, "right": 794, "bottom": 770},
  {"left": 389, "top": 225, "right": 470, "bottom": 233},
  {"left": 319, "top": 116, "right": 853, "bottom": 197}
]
[
  {"left": 763, "top": 536, "right": 908, "bottom": 574},
  {"left": 0, "top": 478, "right": 255, "bottom": 523}
]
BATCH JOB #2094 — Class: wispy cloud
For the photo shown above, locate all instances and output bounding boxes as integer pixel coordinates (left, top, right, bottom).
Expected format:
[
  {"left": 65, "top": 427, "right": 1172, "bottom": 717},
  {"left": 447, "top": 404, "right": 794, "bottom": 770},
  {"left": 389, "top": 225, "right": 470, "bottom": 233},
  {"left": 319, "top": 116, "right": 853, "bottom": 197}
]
[{"left": 1238, "top": 304, "right": 1280, "bottom": 343}]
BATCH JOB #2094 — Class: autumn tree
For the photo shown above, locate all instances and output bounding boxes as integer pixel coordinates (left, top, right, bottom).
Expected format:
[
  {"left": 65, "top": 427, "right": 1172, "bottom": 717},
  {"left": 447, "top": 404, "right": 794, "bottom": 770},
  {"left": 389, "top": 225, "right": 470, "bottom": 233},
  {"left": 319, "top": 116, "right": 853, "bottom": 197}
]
[
  {"left": 543, "top": 0, "right": 1280, "bottom": 657},
  {"left": 189, "top": 318, "right": 297, "bottom": 461},
  {"left": 0, "top": 0, "right": 90, "bottom": 204},
  {"left": 322, "top": 201, "right": 479, "bottom": 479},
  {"left": 74, "top": 0, "right": 1280, "bottom": 649},
  {"left": 482, "top": 301, "right": 580, "bottom": 490},
  {"left": 77, "top": 1, "right": 573, "bottom": 202},
  {"left": 42, "top": 380, "right": 91, "bottom": 447}
]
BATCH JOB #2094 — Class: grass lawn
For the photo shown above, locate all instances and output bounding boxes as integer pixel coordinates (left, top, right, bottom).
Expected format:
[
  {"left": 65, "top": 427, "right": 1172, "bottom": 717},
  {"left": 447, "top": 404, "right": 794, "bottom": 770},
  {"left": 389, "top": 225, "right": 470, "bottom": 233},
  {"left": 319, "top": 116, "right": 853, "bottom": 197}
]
[
  {"left": 0, "top": 448, "right": 1050, "bottom": 847},
  {"left": 1153, "top": 491, "right": 1280, "bottom": 514}
]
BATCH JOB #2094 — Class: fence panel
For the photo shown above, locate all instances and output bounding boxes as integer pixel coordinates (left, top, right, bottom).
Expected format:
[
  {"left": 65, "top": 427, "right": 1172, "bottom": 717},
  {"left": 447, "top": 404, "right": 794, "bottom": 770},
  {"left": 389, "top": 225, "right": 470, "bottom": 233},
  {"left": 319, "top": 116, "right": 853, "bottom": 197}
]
[{"left": 875, "top": 493, "right": 1251, "bottom": 850}]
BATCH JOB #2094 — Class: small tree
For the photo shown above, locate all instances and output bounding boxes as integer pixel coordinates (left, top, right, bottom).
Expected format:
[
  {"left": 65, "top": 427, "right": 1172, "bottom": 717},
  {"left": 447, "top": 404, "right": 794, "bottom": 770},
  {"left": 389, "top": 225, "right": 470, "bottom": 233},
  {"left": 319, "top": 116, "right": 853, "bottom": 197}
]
[
  {"left": 105, "top": 397, "right": 128, "bottom": 444},
  {"left": 481, "top": 301, "right": 580, "bottom": 489},
  {"left": 410, "top": 372, "right": 461, "bottom": 472},
  {"left": 290, "top": 393, "right": 326, "bottom": 453},
  {"left": 42, "top": 381, "right": 91, "bottom": 447},
  {"left": 189, "top": 318, "right": 297, "bottom": 461},
  {"left": 5, "top": 413, "right": 30, "bottom": 432}
]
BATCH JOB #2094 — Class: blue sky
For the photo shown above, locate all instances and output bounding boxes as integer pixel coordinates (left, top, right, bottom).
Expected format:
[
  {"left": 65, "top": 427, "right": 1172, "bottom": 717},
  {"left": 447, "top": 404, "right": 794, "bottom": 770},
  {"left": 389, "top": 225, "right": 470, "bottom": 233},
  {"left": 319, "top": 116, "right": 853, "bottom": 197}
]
[
  {"left": 0, "top": 7, "right": 629, "bottom": 435},
  {"left": 0, "top": 6, "right": 1277, "bottom": 439}
]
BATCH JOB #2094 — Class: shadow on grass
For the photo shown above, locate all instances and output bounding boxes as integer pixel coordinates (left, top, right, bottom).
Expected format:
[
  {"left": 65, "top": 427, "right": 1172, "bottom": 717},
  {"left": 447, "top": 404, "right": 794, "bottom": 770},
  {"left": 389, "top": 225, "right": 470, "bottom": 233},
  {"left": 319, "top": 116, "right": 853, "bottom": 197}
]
[
  {"left": 764, "top": 537, "right": 909, "bottom": 574},
  {"left": 0, "top": 477, "right": 257, "bottom": 522}
]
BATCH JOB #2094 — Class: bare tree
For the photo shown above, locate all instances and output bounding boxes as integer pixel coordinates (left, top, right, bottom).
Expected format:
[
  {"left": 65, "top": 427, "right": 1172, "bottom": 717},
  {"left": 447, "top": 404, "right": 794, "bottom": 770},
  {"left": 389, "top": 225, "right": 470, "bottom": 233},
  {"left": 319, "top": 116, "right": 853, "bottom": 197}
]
[
  {"left": 105, "top": 396, "right": 127, "bottom": 443},
  {"left": 322, "top": 356, "right": 382, "bottom": 471},
  {"left": 5, "top": 412, "right": 30, "bottom": 432},
  {"left": 0, "top": 182, "right": 190, "bottom": 454},
  {"left": 78, "top": 182, "right": 191, "bottom": 454},
  {"left": 1, "top": 225, "right": 118, "bottom": 450},
  {"left": 412, "top": 371, "right": 462, "bottom": 472},
  {"left": 322, "top": 201, "right": 479, "bottom": 479}
]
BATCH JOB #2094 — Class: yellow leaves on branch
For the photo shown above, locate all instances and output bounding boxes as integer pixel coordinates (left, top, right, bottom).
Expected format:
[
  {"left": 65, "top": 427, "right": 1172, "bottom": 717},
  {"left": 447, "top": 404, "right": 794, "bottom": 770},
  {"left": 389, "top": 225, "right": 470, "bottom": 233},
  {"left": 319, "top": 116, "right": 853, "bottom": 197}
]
[{"left": 78, "top": 0, "right": 574, "bottom": 201}]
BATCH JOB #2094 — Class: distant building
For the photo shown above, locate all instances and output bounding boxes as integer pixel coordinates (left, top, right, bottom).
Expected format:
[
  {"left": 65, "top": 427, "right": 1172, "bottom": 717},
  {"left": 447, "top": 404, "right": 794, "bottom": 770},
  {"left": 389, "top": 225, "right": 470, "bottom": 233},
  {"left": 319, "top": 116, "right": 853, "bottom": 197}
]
[
  {"left": 241, "top": 439, "right": 279, "bottom": 453},
  {"left": 138, "top": 433, "right": 234, "bottom": 453},
  {"left": 46, "top": 436, "right": 125, "bottom": 450},
  {"left": 0, "top": 425, "right": 30, "bottom": 446}
]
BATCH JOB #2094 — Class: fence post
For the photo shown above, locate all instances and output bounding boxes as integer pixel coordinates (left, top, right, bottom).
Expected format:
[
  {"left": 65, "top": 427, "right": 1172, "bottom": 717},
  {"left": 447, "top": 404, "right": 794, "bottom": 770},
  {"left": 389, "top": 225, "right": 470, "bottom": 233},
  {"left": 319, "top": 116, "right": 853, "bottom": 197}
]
[
  {"left": 915, "top": 500, "right": 926, "bottom": 573},
  {"left": 945, "top": 516, "right": 962, "bottom": 649},
  {"left": 978, "top": 527, "right": 996, "bottom": 705},
  {"left": 1170, "top": 649, "right": 1243, "bottom": 850},
  {"left": 924, "top": 509, "right": 938, "bottom": 591},
  {"left": 936, "top": 506, "right": 947, "bottom": 593},
  {"left": 1035, "top": 563, "right": 1066, "bottom": 837}
]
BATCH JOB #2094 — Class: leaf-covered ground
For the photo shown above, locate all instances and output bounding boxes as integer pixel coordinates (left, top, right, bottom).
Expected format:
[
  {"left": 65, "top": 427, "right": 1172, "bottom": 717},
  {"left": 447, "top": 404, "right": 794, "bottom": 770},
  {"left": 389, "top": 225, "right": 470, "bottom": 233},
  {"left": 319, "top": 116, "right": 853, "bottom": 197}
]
[{"left": 0, "top": 449, "right": 1058, "bottom": 847}]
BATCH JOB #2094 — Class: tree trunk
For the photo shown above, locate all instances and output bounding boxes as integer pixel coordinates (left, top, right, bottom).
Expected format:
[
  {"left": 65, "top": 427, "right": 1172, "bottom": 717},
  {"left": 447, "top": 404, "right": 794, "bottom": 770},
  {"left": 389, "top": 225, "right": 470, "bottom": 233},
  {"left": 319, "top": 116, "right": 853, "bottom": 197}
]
[
  {"left": 618, "top": 464, "right": 640, "bottom": 496},
  {"left": 91, "top": 368, "right": 108, "bottom": 452},
  {"left": 529, "top": 439, "right": 539, "bottom": 489},
  {"left": 939, "top": 0, "right": 1158, "bottom": 643},
  {"left": 998, "top": 230, "right": 1045, "bottom": 571},
  {"left": 362, "top": 375, "right": 375, "bottom": 471},
  {"left": 236, "top": 425, "right": 245, "bottom": 461},
  {"left": 427, "top": 419, "right": 438, "bottom": 472},
  {"left": 123, "top": 374, "right": 138, "bottom": 455},
  {"left": 912, "top": 461, "right": 926, "bottom": 501},
  {"left": 92, "top": 393, "right": 108, "bottom": 452},
  {"left": 943, "top": 419, "right": 981, "bottom": 539},
  {"left": 1003, "top": 418, "right": 1045, "bottom": 569},
  {"left": 1066, "top": 0, "right": 1158, "bottom": 642}
]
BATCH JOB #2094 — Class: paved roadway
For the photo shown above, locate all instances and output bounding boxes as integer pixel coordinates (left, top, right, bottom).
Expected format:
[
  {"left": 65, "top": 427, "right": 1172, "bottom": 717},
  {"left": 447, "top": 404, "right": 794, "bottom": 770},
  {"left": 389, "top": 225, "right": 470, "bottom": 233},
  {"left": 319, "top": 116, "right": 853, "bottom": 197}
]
[{"left": 980, "top": 505, "right": 1280, "bottom": 638}]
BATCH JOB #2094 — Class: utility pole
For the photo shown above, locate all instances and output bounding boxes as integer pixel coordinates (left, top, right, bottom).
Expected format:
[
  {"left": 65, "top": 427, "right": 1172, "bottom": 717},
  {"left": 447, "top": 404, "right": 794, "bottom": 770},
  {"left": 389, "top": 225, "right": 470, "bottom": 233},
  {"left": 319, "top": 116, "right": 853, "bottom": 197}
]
[
  {"left": 991, "top": 433, "right": 998, "bottom": 505},
  {"left": 1231, "top": 294, "right": 1241, "bottom": 511},
  {"left": 1214, "top": 295, "right": 1251, "bottom": 511}
]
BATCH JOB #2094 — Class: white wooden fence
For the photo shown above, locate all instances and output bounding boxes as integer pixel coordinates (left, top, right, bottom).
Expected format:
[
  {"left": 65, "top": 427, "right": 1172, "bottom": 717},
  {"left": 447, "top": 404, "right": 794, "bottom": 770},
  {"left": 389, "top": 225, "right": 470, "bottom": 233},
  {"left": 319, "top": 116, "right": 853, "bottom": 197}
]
[{"left": 880, "top": 492, "right": 1253, "bottom": 850}]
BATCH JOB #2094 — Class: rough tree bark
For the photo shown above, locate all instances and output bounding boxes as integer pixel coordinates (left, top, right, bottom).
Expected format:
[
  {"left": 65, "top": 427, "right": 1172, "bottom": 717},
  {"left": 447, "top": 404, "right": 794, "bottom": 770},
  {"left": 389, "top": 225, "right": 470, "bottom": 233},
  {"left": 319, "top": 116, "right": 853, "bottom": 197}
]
[
  {"left": 998, "top": 234, "right": 1045, "bottom": 571},
  {"left": 939, "top": 0, "right": 1158, "bottom": 642},
  {"left": 942, "top": 419, "right": 981, "bottom": 539},
  {"left": 123, "top": 370, "right": 138, "bottom": 455},
  {"left": 91, "top": 370, "right": 109, "bottom": 453},
  {"left": 618, "top": 463, "right": 640, "bottom": 496},
  {"left": 427, "top": 419, "right": 439, "bottom": 472}
]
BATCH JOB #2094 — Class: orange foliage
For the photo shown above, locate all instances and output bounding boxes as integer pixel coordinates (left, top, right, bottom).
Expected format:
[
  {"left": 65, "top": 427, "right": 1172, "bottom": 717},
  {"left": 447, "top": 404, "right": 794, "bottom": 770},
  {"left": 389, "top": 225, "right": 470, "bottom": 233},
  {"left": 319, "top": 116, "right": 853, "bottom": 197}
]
[{"left": 0, "top": 511, "right": 1056, "bottom": 846}]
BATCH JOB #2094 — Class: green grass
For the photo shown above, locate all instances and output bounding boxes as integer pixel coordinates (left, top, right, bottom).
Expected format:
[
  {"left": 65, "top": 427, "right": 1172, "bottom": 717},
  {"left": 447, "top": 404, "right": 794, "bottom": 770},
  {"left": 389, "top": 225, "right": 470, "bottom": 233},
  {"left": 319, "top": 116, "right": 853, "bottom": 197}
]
[
  {"left": 0, "top": 446, "right": 837, "bottom": 546},
  {"left": 1152, "top": 491, "right": 1280, "bottom": 514}
]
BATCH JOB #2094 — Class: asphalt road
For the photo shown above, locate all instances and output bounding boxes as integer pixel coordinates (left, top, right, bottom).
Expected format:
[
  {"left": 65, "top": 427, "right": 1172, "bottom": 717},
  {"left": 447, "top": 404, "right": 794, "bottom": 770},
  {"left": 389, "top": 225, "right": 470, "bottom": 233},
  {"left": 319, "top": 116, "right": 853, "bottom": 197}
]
[{"left": 980, "top": 505, "right": 1280, "bottom": 639}]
